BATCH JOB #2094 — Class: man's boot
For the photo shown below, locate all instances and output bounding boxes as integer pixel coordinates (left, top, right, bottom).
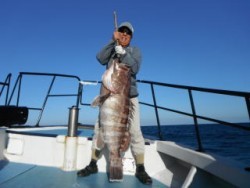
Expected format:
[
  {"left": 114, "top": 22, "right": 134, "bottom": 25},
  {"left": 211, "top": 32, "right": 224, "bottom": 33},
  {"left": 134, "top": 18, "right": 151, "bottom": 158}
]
[
  {"left": 77, "top": 159, "right": 98, "bottom": 177},
  {"left": 77, "top": 149, "right": 101, "bottom": 177},
  {"left": 135, "top": 164, "right": 152, "bottom": 185}
]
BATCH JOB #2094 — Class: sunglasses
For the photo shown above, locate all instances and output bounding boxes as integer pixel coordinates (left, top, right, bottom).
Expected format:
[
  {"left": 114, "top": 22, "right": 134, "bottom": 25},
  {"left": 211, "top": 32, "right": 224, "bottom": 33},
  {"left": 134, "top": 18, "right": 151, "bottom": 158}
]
[{"left": 118, "top": 27, "right": 132, "bottom": 36}]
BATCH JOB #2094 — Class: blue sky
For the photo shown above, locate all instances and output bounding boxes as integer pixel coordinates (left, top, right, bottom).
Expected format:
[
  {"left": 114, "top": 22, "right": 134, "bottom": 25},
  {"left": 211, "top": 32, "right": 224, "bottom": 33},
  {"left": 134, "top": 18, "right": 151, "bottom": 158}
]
[{"left": 1, "top": 0, "right": 250, "bottom": 125}]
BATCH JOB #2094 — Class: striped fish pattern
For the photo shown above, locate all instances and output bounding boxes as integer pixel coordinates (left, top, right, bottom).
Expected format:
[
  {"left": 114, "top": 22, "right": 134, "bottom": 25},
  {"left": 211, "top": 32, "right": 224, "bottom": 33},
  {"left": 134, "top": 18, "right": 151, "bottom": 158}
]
[{"left": 92, "top": 59, "right": 132, "bottom": 181}]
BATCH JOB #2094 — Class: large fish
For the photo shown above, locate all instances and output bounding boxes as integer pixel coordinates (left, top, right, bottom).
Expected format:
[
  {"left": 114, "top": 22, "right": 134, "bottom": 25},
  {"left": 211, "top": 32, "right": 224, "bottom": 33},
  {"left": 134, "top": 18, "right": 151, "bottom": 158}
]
[{"left": 92, "top": 59, "right": 132, "bottom": 181}]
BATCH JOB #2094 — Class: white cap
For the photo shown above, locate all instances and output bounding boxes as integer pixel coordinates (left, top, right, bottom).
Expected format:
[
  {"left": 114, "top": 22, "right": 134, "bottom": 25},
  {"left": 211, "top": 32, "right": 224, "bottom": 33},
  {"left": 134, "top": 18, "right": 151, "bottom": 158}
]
[{"left": 118, "top": 22, "right": 134, "bottom": 34}]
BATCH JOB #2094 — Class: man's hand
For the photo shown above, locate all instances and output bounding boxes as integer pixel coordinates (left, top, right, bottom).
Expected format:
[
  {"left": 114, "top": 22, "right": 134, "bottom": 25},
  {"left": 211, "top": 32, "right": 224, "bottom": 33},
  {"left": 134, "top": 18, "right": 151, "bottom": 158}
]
[{"left": 115, "top": 45, "right": 126, "bottom": 55}]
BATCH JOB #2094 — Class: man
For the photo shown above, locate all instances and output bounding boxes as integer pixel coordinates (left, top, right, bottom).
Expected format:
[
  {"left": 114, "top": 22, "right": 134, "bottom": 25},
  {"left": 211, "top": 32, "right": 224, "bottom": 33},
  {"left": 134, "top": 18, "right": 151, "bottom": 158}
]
[{"left": 77, "top": 22, "right": 152, "bottom": 185}]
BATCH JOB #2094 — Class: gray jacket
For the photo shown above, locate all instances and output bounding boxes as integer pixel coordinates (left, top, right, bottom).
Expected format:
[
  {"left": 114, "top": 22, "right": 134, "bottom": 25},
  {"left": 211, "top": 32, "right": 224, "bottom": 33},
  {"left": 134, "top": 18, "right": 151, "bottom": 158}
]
[{"left": 96, "top": 40, "right": 142, "bottom": 98}]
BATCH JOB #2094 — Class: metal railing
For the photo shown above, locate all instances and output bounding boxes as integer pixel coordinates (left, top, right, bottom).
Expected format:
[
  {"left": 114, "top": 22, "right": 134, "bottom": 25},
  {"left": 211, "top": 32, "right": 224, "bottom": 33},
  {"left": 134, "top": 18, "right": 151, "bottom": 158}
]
[
  {"left": 4, "top": 72, "right": 250, "bottom": 152},
  {"left": 137, "top": 80, "right": 250, "bottom": 151},
  {"left": 77, "top": 79, "right": 250, "bottom": 151},
  {"left": 0, "top": 73, "right": 12, "bottom": 105},
  {"left": 7, "top": 72, "right": 83, "bottom": 126}
]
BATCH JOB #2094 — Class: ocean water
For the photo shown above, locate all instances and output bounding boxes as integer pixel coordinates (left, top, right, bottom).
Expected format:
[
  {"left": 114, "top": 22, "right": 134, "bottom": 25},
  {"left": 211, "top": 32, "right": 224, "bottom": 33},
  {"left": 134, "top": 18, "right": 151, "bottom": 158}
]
[{"left": 141, "top": 123, "right": 250, "bottom": 167}]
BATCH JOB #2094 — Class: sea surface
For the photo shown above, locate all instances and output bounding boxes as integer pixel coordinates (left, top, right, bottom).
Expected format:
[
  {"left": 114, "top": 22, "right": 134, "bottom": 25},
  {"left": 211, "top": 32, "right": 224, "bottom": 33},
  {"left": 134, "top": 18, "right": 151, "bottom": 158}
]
[{"left": 141, "top": 123, "right": 250, "bottom": 167}]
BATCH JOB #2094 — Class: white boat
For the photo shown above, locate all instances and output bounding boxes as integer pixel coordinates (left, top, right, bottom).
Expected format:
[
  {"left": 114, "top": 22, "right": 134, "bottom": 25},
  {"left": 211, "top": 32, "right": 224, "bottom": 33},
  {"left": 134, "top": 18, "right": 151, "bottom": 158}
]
[{"left": 1, "top": 72, "right": 250, "bottom": 187}]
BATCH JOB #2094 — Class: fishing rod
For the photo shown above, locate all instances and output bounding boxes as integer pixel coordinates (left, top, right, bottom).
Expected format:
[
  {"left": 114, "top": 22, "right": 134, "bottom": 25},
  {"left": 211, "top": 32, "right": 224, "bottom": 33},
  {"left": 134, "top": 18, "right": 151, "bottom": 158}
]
[
  {"left": 113, "top": 11, "right": 121, "bottom": 59},
  {"left": 113, "top": 11, "right": 120, "bottom": 47},
  {"left": 114, "top": 11, "right": 118, "bottom": 32}
]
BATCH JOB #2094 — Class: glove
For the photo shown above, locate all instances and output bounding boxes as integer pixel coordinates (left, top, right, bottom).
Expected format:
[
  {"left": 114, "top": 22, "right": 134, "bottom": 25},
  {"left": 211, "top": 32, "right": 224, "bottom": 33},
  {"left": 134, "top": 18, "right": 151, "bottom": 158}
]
[{"left": 115, "top": 45, "right": 126, "bottom": 55}]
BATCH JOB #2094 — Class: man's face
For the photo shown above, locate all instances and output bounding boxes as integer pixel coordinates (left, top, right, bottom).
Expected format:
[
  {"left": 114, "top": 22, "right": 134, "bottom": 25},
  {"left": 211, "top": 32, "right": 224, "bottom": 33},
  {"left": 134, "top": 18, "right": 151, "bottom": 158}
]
[{"left": 118, "top": 27, "right": 132, "bottom": 47}]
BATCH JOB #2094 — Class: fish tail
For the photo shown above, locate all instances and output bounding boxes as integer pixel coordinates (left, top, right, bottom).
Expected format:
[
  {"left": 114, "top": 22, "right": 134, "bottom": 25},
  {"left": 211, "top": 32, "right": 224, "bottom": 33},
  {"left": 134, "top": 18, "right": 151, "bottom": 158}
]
[{"left": 109, "top": 157, "right": 123, "bottom": 182}]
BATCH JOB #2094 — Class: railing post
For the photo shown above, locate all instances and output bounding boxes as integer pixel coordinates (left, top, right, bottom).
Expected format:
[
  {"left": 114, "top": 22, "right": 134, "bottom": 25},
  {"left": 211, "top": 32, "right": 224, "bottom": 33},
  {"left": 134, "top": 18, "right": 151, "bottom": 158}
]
[
  {"left": 17, "top": 74, "right": 23, "bottom": 106},
  {"left": 63, "top": 105, "right": 79, "bottom": 171},
  {"left": 0, "top": 74, "right": 11, "bottom": 105},
  {"left": 35, "top": 76, "right": 56, "bottom": 126},
  {"left": 67, "top": 106, "right": 79, "bottom": 137},
  {"left": 150, "top": 83, "right": 163, "bottom": 140},
  {"left": 7, "top": 74, "right": 20, "bottom": 106},
  {"left": 188, "top": 89, "right": 203, "bottom": 152},
  {"left": 76, "top": 83, "right": 83, "bottom": 108},
  {"left": 5, "top": 74, "right": 11, "bottom": 105},
  {"left": 245, "top": 97, "right": 250, "bottom": 121}
]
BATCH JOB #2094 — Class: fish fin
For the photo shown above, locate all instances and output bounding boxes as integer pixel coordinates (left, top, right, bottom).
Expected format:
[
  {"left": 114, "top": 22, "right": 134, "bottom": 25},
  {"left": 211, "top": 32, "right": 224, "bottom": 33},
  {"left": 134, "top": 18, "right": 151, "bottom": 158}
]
[
  {"left": 91, "top": 84, "right": 111, "bottom": 107},
  {"left": 91, "top": 96, "right": 101, "bottom": 107},
  {"left": 91, "top": 94, "right": 110, "bottom": 107},
  {"left": 109, "top": 157, "right": 123, "bottom": 182}
]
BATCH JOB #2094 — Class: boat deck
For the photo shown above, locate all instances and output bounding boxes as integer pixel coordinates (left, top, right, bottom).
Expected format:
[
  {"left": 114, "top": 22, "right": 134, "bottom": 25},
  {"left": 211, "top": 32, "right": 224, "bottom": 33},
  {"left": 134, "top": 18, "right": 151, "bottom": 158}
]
[
  {"left": 0, "top": 127, "right": 168, "bottom": 187},
  {"left": 1, "top": 126, "right": 250, "bottom": 187},
  {"left": 0, "top": 161, "right": 166, "bottom": 188}
]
